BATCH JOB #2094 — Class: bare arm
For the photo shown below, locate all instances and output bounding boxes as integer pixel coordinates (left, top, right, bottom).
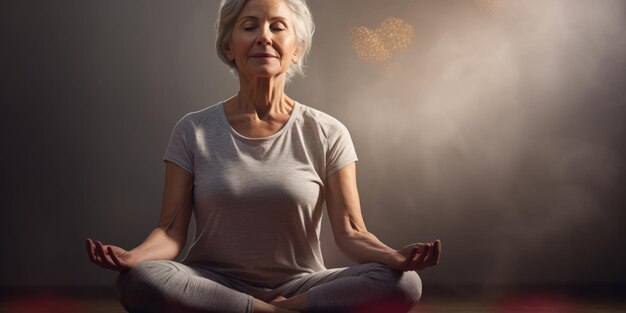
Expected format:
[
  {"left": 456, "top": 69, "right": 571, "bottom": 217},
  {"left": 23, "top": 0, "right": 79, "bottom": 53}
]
[
  {"left": 86, "top": 161, "right": 193, "bottom": 271},
  {"left": 325, "top": 162, "right": 441, "bottom": 271},
  {"left": 131, "top": 161, "right": 193, "bottom": 261}
]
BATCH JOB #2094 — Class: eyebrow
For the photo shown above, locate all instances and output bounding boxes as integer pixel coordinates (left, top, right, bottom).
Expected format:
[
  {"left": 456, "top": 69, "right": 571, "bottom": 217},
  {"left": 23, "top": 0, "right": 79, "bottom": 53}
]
[{"left": 238, "top": 16, "right": 288, "bottom": 23}]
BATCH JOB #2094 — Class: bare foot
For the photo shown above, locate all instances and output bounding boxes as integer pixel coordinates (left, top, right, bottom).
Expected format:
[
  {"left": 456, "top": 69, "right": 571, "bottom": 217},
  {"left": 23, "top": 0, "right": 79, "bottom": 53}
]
[
  {"left": 252, "top": 298, "right": 298, "bottom": 313},
  {"left": 270, "top": 296, "right": 288, "bottom": 305}
]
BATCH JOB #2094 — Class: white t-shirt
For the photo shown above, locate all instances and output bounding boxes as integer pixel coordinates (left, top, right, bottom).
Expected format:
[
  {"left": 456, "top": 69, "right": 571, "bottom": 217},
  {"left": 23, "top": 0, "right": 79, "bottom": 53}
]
[{"left": 163, "top": 100, "right": 358, "bottom": 288}]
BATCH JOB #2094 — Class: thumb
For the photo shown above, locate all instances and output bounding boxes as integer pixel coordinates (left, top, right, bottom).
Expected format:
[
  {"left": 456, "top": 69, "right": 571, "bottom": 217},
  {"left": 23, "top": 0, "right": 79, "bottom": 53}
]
[
  {"left": 108, "top": 246, "right": 128, "bottom": 269},
  {"left": 406, "top": 247, "right": 418, "bottom": 263}
]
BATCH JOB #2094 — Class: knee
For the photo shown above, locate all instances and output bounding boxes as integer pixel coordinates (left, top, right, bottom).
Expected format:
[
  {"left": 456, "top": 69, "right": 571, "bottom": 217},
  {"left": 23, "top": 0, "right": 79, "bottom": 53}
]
[
  {"left": 396, "top": 270, "right": 422, "bottom": 306},
  {"left": 115, "top": 260, "right": 180, "bottom": 312},
  {"left": 364, "top": 263, "right": 422, "bottom": 307}
]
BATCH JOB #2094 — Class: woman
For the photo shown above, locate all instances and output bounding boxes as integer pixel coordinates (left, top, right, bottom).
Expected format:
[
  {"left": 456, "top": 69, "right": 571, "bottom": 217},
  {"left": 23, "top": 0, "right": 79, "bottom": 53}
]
[{"left": 85, "top": 0, "right": 441, "bottom": 312}]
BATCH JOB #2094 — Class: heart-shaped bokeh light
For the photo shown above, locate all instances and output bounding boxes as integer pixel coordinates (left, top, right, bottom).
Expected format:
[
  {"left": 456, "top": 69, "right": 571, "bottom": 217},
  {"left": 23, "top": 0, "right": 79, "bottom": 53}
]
[{"left": 351, "top": 17, "right": 414, "bottom": 64}]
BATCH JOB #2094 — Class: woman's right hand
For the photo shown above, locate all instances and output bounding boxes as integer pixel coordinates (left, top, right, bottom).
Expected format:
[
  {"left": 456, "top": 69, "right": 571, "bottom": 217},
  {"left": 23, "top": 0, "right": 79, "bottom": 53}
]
[{"left": 86, "top": 238, "right": 139, "bottom": 272}]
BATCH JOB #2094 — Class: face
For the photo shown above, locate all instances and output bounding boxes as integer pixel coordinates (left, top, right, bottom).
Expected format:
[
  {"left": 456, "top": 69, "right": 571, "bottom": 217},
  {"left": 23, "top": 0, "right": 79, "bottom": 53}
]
[{"left": 225, "top": 0, "right": 301, "bottom": 80}]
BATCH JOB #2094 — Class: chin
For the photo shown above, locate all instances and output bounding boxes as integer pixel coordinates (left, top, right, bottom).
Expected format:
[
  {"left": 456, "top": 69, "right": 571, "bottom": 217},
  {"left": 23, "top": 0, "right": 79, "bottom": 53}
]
[{"left": 247, "top": 69, "right": 285, "bottom": 79}]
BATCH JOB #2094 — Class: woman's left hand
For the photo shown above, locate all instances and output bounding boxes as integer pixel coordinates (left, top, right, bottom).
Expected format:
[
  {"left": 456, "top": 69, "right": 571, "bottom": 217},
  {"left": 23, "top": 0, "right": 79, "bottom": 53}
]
[{"left": 387, "top": 240, "right": 441, "bottom": 271}]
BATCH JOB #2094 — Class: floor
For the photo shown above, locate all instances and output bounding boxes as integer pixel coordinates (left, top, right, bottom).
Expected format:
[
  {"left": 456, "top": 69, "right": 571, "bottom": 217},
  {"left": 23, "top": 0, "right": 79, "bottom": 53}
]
[{"left": 1, "top": 287, "right": 624, "bottom": 313}]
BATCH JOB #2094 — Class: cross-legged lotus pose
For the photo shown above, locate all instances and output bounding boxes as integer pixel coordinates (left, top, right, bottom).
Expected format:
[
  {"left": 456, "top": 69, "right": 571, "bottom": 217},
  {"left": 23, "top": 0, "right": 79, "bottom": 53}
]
[{"left": 86, "top": 0, "right": 441, "bottom": 312}]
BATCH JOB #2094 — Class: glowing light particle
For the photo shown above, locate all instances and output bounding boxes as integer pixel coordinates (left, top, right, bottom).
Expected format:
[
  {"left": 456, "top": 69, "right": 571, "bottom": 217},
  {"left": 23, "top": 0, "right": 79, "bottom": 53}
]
[
  {"left": 351, "top": 16, "right": 415, "bottom": 78},
  {"left": 376, "top": 17, "right": 414, "bottom": 53},
  {"left": 351, "top": 26, "right": 392, "bottom": 63}
]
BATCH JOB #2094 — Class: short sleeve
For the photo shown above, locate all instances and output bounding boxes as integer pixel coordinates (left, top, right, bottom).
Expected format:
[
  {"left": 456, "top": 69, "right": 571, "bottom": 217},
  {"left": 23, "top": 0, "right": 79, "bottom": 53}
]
[
  {"left": 163, "top": 115, "right": 194, "bottom": 175},
  {"left": 326, "top": 122, "right": 358, "bottom": 177}
]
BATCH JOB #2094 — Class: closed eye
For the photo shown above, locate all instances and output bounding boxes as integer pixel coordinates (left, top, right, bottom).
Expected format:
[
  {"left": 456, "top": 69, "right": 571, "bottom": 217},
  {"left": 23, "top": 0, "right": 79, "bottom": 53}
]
[{"left": 242, "top": 26, "right": 286, "bottom": 32}]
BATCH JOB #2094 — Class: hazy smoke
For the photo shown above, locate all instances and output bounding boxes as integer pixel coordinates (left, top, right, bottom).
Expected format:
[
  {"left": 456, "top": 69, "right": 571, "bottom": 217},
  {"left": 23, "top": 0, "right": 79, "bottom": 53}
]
[{"left": 319, "top": 0, "right": 626, "bottom": 285}]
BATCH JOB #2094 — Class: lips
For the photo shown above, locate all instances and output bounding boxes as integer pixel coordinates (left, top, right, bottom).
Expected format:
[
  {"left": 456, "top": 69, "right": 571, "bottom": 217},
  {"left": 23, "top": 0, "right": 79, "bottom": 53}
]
[{"left": 250, "top": 53, "right": 277, "bottom": 58}]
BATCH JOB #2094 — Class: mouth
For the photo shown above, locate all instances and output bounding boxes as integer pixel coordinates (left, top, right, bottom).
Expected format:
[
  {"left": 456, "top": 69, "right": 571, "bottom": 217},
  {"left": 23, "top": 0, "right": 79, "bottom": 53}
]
[{"left": 250, "top": 53, "right": 277, "bottom": 58}]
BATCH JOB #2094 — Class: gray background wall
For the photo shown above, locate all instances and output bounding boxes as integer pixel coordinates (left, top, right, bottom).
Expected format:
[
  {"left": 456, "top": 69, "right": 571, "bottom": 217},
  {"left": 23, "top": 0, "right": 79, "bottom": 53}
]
[{"left": 2, "top": 0, "right": 625, "bottom": 290}]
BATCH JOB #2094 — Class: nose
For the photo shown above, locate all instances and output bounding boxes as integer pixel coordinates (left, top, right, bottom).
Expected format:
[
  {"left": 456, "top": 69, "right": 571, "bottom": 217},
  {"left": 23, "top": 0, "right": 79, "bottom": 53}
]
[{"left": 256, "top": 25, "right": 272, "bottom": 46}]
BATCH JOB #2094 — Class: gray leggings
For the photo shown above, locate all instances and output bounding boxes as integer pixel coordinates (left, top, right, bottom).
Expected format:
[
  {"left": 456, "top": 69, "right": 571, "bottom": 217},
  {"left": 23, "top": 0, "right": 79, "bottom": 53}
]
[{"left": 115, "top": 260, "right": 422, "bottom": 313}]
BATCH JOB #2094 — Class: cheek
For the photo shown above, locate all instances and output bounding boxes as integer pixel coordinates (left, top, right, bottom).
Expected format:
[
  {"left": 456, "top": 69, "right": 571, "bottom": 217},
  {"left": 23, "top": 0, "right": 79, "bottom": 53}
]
[
  {"left": 229, "top": 34, "right": 253, "bottom": 54},
  {"left": 279, "top": 37, "right": 297, "bottom": 56},
  {"left": 285, "top": 35, "right": 296, "bottom": 48}
]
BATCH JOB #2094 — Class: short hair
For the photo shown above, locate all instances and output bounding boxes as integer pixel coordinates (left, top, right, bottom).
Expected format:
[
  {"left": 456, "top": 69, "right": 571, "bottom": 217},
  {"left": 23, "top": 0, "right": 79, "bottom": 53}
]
[{"left": 215, "top": 0, "right": 315, "bottom": 84}]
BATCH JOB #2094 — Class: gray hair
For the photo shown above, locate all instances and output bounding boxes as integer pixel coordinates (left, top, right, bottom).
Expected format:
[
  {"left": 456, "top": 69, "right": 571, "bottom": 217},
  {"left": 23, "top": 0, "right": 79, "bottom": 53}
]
[{"left": 215, "top": 0, "right": 315, "bottom": 84}]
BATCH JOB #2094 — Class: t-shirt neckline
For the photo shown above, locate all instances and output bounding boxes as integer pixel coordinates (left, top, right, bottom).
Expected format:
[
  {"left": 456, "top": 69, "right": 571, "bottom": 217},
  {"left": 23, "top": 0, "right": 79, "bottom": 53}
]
[{"left": 219, "top": 100, "right": 301, "bottom": 141}]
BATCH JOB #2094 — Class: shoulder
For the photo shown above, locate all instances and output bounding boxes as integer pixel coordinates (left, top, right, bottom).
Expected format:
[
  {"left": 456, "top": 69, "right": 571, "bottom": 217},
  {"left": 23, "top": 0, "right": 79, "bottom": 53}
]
[
  {"left": 173, "top": 102, "right": 223, "bottom": 129},
  {"left": 298, "top": 102, "right": 351, "bottom": 140}
]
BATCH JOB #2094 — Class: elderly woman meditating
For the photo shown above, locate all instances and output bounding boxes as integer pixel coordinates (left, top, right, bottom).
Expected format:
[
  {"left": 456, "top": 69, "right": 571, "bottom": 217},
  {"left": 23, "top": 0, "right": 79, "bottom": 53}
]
[{"left": 85, "top": 0, "right": 441, "bottom": 312}]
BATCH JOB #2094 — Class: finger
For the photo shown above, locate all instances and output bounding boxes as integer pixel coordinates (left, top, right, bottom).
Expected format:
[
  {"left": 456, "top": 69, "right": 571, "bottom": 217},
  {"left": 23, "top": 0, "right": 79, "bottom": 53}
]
[
  {"left": 414, "top": 244, "right": 429, "bottom": 265},
  {"left": 89, "top": 238, "right": 104, "bottom": 265},
  {"left": 411, "top": 245, "right": 429, "bottom": 270},
  {"left": 412, "top": 245, "right": 430, "bottom": 270},
  {"left": 432, "top": 240, "right": 441, "bottom": 265},
  {"left": 94, "top": 241, "right": 109, "bottom": 268},
  {"left": 95, "top": 241, "right": 116, "bottom": 270},
  {"left": 423, "top": 242, "right": 436, "bottom": 264},
  {"left": 85, "top": 238, "right": 98, "bottom": 264},
  {"left": 92, "top": 242, "right": 105, "bottom": 267},
  {"left": 405, "top": 246, "right": 421, "bottom": 270},
  {"left": 405, "top": 247, "right": 418, "bottom": 265},
  {"left": 108, "top": 246, "right": 125, "bottom": 270},
  {"left": 97, "top": 241, "right": 117, "bottom": 269},
  {"left": 409, "top": 244, "right": 426, "bottom": 262}
]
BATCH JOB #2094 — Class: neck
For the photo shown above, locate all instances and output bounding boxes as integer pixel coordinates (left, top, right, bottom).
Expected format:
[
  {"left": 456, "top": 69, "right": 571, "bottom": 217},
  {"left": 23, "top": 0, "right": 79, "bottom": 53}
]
[{"left": 234, "top": 74, "right": 292, "bottom": 118}]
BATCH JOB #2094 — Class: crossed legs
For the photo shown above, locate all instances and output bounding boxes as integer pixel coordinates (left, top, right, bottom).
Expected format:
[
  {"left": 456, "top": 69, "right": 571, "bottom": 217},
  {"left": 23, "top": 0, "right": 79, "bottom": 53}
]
[{"left": 115, "top": 260, "right": 421, "bottom": 313}]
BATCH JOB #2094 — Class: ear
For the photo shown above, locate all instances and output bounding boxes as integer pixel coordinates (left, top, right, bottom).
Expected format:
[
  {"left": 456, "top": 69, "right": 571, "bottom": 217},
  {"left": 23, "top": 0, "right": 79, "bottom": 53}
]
[
  {"left": 292, "top": 45, "right": 302, "bottom": 64},
  {"left": 225, "top": 42, "right": 235, "bottom": 61}
]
